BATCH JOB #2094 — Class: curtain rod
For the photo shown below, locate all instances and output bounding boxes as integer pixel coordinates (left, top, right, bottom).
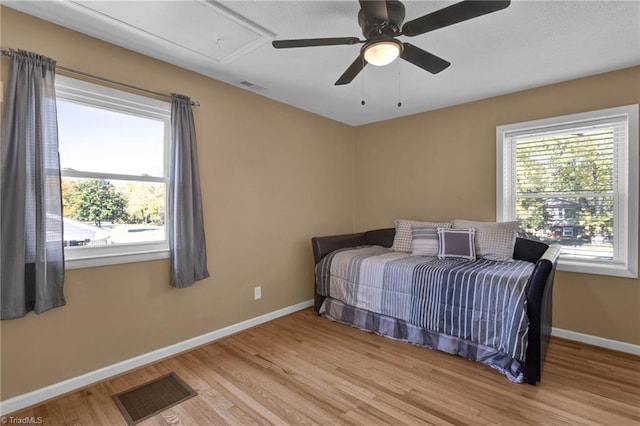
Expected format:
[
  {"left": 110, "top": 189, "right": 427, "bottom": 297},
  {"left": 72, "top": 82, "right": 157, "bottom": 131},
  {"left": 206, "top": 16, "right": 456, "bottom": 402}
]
[{"left": 1, "top": 48, "right": 200, "bottom": 107}]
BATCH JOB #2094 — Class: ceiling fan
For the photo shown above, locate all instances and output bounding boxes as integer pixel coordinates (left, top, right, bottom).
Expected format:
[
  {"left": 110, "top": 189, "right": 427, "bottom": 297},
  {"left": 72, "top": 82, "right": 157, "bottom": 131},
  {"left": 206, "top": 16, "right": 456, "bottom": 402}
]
[{"left": 272, "top": 0, "right": 511, "bottom": 85}]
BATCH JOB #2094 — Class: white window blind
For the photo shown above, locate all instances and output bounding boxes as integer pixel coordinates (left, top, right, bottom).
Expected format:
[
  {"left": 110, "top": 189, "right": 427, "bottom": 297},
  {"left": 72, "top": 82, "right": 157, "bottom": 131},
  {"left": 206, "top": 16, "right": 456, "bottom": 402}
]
[{"left": 497, "top": 105, "right": 638, "bottom": 278}]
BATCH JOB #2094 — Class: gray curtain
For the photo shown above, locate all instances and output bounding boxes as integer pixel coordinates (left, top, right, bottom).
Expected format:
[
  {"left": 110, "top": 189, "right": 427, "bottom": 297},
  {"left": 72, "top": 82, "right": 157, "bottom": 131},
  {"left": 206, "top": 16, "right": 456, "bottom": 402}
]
[
  {"left": 1, "top": 50, "right": 66, "bottom": 319},
  {"left": 168, "top": 94, "right": 209, "bottom": 287}
]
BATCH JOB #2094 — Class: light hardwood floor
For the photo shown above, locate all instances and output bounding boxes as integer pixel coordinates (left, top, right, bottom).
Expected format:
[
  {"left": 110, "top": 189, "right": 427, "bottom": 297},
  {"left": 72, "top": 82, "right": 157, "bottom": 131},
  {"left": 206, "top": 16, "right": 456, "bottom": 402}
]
[{"left": 7, "top": 308, "right": 640, "bottom": 425}]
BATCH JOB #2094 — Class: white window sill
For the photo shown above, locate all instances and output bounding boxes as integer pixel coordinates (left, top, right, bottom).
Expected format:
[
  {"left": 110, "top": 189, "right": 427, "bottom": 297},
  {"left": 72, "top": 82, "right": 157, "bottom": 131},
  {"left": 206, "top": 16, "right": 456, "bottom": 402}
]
[
  {"left": 65, "top": 249, "right": 169, "bottom": 270},
  {"left": 557, "top": 259, "right": 637, "bottom": 279}
]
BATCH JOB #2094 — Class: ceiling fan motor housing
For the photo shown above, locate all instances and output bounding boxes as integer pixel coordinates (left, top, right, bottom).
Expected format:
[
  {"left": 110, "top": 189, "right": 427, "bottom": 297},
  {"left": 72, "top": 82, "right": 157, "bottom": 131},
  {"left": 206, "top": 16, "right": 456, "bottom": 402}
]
[{"left": 358, "top": 0, "right": 406, "bottom": 39}]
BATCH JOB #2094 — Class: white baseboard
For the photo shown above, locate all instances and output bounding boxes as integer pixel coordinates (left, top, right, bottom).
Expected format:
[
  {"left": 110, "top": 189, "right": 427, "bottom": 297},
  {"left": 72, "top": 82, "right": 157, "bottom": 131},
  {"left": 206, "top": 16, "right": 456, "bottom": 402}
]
[
  {"left": 552, "top": 327, "right": 640, "bottom": 356},
  {"left": 0, "top": 299, "right": 314, "bottom": 416}
]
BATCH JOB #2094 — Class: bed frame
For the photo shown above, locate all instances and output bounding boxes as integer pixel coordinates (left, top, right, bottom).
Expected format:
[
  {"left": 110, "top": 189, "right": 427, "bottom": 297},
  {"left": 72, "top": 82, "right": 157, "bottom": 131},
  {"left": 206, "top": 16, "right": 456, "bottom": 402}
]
[{"left": 311, "top": 228, "right": 559, "bottom": 385}]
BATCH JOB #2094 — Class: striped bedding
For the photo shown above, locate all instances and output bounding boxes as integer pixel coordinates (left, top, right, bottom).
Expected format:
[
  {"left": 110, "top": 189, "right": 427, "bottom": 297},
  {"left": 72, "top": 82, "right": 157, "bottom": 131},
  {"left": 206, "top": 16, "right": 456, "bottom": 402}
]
[{"left": 315, "top": 246, "right": 536, "bottom": 382}]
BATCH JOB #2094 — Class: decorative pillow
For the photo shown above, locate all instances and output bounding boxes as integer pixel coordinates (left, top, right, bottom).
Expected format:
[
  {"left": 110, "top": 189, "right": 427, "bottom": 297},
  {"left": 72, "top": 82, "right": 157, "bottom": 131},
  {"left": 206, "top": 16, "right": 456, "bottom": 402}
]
[
  {"left": 452, "top": 220, "right": 518, "bottom": 261},
  {"left": 392, "top": 219, "right": 451, "bottom": 253},
  {"left": 437, "top": 228, "right": 476, "bottom": 261},
  {"left": 411, "top": 227, "right": 439, "bottom": 257}
]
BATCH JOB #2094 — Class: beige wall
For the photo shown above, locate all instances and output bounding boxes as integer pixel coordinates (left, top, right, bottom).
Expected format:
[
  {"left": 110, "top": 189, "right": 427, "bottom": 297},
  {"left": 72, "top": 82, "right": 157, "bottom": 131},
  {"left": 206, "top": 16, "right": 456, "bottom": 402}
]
[
  {"left": 354, "top": 66, "right": 640, "bottom": 345},
  {"left": 1, "top": 5, "right": 639, "bottom": 403},
  {"left": 0, "top": 8, "right": 355, "bottom": 400}
]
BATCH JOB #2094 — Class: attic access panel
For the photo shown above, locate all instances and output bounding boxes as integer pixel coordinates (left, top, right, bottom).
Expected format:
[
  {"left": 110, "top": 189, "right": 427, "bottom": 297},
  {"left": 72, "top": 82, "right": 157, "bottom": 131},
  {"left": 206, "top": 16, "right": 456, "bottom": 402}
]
[{"left": 69, "top": 0, "right": 273, "bottom": 64}]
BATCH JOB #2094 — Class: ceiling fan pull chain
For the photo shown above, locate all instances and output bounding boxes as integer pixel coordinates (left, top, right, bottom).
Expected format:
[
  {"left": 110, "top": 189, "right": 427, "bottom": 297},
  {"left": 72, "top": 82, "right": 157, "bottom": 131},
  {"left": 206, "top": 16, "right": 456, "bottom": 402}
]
[
  {"left": 397, "top": 71, "right": 402, "bottom": 107},
  {"left": 361, "top": 56, "right": 366, "bottom": 106}
]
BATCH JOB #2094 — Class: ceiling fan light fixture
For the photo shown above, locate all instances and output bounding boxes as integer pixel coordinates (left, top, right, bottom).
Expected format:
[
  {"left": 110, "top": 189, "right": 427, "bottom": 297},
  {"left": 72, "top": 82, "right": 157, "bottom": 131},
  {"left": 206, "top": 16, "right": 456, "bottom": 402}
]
[{"left": 363, "top": 40, "right": 402, "bottom": 66}]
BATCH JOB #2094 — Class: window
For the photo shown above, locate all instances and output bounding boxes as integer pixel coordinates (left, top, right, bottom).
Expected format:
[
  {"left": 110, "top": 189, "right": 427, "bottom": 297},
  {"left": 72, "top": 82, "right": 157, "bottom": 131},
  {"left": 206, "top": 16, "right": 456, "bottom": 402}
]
[
  {"left": 497, "top": 105, "right": 638, "bottom": 278},
  {"left": 55, "top": 76, "right": 171, "bottom": 269}
]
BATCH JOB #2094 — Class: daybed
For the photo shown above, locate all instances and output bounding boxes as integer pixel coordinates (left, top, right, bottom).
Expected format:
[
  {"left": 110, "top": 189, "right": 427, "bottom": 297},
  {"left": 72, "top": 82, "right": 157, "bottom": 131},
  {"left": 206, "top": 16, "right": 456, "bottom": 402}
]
[{"left": 311, "top": 223, "right": 560, "bottom": 385}]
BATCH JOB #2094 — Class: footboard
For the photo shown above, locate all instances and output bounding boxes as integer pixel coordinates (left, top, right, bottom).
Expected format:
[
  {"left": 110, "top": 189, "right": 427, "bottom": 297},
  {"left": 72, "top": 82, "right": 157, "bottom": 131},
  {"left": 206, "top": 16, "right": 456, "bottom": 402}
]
[
  {"left": 523, "top": 243, "right": 561, "bottom": 384},
  {"left": 311, "top": 228, "right": 559, "bottom": 385},
  {"left": 311, "top": 228, "right": 395, "bottom": 311}
]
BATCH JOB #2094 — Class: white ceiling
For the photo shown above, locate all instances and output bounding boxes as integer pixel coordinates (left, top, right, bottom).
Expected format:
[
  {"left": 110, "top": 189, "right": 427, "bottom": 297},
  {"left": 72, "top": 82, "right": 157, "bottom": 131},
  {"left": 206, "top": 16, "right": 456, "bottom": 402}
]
[{"left": 5, "top": 0, "right": 640, "bottom": 126}]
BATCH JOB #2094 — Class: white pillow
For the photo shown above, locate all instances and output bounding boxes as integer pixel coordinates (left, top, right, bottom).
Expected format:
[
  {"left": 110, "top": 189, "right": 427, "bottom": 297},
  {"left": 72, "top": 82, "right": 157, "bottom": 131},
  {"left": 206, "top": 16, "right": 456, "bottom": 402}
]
[{"left": 411, "top": 226, "right": 439, "bottom": 257}]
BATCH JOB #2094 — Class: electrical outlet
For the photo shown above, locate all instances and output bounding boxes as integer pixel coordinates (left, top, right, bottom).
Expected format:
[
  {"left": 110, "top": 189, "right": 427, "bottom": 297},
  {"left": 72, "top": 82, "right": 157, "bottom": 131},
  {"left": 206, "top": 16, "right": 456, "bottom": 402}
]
[{"left": 254, "top": 286, "right": 262, "bottom": 300}]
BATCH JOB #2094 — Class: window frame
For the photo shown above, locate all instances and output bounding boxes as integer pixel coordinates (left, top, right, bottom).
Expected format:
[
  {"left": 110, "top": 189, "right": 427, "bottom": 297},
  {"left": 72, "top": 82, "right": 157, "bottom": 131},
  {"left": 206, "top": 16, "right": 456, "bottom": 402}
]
[
  {"left": 497, "top": 104, "right": 638, "bottom": 278},
  {"left": 55, "top": 75, "right": 171, "bottom": 269}
]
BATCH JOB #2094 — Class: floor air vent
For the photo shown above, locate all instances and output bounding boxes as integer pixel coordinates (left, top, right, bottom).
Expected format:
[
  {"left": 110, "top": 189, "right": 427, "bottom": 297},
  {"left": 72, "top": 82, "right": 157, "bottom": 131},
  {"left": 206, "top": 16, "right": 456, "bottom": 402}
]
[{"left": 112, "top": 372, "right": 197, "bottom": 425}]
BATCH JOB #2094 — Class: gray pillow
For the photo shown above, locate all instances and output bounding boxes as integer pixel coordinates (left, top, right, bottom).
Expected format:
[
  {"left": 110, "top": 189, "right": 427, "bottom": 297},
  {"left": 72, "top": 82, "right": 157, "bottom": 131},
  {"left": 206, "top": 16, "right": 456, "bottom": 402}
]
[{"left": 437, "top": 228, "right": 476, "bottom": 261}]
